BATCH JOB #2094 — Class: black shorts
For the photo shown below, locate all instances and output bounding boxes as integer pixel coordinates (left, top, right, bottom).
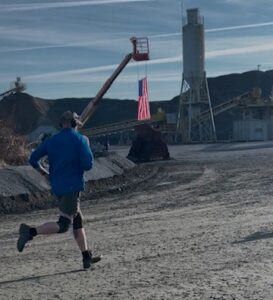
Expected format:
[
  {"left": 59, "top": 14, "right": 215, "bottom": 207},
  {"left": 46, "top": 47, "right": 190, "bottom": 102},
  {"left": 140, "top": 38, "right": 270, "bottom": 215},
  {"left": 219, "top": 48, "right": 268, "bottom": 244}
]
[{"left": 57, "top": 192, "right": 80, "bottom": 216}]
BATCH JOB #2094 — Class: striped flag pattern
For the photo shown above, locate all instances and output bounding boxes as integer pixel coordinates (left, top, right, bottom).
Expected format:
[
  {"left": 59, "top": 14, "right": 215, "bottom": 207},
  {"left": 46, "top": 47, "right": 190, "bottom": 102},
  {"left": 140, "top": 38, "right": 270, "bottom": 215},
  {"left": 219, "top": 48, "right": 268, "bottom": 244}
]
[{"left": 137, "top": 77, "right": 151, "bottom": 120}]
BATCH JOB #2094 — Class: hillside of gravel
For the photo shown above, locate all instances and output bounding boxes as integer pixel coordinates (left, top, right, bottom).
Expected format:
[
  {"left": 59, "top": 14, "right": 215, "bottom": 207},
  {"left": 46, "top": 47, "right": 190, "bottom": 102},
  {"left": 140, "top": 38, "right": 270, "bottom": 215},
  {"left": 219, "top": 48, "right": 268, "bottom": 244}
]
[{"left": 0, "top": 153, "right": 139, "bottom": 214}]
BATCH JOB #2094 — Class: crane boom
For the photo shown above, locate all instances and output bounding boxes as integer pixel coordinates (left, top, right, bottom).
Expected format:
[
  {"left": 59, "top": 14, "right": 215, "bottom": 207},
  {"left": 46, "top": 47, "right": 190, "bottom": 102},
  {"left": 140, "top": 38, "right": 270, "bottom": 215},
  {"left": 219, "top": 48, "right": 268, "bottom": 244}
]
[
  {"left": 80, "top": 53, "right": 133, "bottom": 126},
  {"left": 79, "top": 37, "right": 149, "bottom": 127}
]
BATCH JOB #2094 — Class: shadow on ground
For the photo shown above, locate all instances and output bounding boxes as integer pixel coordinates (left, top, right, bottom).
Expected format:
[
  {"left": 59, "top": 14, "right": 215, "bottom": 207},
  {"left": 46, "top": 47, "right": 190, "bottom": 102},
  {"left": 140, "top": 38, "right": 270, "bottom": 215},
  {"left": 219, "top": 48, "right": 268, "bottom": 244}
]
[
  {"left": 0, "top": 269, "right": 84, "bottom": 286},
  {"left": 233, "top": 230, "right": 273, "bottom": 244},
  {"left": 202, "top": 141, "right": 273, "bottom": 153}
]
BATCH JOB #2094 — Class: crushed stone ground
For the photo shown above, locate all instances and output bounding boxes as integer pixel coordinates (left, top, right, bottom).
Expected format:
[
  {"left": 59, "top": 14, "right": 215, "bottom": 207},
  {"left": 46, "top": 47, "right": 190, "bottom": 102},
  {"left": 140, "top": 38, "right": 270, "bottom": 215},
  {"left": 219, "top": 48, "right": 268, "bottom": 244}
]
[{"left": 2, "top": 143, "right": 273, "bottom": 299}]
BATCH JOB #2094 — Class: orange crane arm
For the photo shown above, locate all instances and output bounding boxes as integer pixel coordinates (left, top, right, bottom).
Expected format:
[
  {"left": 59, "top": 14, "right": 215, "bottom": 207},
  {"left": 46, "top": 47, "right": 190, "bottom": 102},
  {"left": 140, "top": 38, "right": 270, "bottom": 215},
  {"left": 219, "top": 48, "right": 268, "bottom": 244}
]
[
  {"left": 79, "top": 37, "right": 149, "bottom": 127},
  {"left": 79, "top": 53, "right": 133, "bottom": 126}
]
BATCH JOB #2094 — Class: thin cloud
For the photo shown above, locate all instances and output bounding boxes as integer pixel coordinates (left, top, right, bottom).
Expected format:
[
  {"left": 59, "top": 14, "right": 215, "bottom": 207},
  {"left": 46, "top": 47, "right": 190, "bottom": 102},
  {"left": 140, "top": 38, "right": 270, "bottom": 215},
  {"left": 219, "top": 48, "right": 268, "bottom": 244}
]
[
  {"left": 24, "top": 40, "right": 273, "bottom": 82},
  {"left": 0, "top": 39, "right": 125, "bottom": 53},
  {"left": 4, "top": 20, "right": 273, "bottom": 54},
  {"left": 0, "top": 23, "right": 127, "bottom": 53},
  {"left": 24, "top": 64, "right": 119, "bottom": 80},
  {"left": 150, "top": 21, "right": 273, "bottom": 39},
  {"left": 207, "top": 42, "right": 273, "bottom": 58},
  {"left": 24, "top": 56, "right": 182, "bottom": 81},
  {"left": 206, "top": 22, "right": 273, "bottom": 32},
  {"left": 26, "top": 71, "right": 181, "bottom": 83},
  {"left": 0, "top": 0, "right": 153, "bottom": 12}
]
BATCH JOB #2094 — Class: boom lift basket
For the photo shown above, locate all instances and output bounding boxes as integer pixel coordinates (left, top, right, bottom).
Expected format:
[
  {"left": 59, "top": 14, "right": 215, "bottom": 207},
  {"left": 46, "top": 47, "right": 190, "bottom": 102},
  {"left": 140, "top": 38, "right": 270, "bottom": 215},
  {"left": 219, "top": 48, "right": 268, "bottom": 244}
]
[
  {"left": 131, "top": 37, "right": 149, "bottom": 61},
  {"left": 79, "top": 37, "right": 150, "bottom": 126}
]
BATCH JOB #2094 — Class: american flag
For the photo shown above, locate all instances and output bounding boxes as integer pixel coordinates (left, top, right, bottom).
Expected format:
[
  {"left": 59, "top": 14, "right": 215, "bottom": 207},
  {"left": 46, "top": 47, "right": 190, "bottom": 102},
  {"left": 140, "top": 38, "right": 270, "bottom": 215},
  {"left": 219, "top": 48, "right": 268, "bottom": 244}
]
[{"left": 137, "top": 77, "right": 151, "bottom": 120}]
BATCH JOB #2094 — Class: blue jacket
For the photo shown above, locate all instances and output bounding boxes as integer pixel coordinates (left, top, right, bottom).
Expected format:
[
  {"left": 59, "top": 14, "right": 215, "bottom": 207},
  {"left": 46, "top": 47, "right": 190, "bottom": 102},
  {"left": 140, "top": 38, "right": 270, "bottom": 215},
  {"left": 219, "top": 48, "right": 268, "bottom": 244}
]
[{"left": 29, "top": 128, "right": 93, "bottom": 196}]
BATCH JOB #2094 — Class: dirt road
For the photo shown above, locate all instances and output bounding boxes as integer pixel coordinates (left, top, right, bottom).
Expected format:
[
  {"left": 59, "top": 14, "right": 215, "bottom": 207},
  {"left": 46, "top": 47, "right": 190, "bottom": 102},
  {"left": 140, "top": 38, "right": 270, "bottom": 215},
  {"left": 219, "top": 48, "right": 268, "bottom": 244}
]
[{"left": 2, "top": 143, "right": 273, "bottom": 299}]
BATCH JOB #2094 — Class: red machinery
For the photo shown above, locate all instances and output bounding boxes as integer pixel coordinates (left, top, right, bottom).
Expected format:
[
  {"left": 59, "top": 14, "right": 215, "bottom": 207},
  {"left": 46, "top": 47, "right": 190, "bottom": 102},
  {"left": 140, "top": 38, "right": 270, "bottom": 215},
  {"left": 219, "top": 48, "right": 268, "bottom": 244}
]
[
  {"left": 80, "top": 37, "right": 169, "bottom": 162},
  {"left": 79, "top": 37, "right": 149, "bottom": 126},
  {"left": 131, "top": 37, "right": 149, "bottom": 61}
]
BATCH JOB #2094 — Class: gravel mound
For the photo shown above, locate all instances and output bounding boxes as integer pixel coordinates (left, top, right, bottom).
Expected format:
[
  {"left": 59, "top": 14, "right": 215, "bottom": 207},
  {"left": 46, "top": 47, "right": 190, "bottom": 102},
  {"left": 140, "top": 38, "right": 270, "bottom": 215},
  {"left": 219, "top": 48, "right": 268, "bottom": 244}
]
[{"left": 0, "top": 153, "right": 136, "bottom": 214}]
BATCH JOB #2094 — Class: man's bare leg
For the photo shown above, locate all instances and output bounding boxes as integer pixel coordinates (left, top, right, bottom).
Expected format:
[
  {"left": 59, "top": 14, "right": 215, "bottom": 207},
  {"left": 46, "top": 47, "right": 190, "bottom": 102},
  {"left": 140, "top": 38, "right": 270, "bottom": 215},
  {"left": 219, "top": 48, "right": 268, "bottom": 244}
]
[
  {"left": 73, "top": 228, "right": 88, "bottom": 252},
  {"left": 36, "top": 212, "right": 71, "bottom": 235},
  {"left": 74, "top": 228, "right": 101, "bottom": 268},
  {"left": 17, "top": 211, "right": 72, "bottom": 252},
  {"left": 36, "top": 222, "right": 60, "bottom": 235},
  {"left": 72, "top": 211, "right": 100, "bottom": 268}
]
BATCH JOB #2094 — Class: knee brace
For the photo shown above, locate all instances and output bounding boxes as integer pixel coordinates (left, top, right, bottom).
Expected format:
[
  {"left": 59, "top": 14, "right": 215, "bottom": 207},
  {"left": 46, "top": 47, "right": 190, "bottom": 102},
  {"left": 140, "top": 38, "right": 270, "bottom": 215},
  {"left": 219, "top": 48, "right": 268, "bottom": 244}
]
[
  {"left": 73, "top": 211, "right": 84, "bottom": 230},
  {"left": 57, "top": 216, "right": 71, "bottom": 233}
]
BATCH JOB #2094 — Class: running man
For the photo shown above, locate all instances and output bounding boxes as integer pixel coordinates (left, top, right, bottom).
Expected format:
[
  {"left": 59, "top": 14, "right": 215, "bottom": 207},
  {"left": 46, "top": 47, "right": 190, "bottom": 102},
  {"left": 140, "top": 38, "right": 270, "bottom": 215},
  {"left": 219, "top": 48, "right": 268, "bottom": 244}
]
[{"left": 17, "top": 111, "right": 101, "bottom": 269}]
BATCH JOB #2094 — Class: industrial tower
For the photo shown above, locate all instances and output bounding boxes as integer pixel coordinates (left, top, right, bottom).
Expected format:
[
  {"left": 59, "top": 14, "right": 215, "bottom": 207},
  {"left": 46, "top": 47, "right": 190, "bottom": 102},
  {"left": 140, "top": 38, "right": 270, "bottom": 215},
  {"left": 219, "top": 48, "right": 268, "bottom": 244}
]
[{"left": 176, "top": 8, "right": 216, "bottom": 143}]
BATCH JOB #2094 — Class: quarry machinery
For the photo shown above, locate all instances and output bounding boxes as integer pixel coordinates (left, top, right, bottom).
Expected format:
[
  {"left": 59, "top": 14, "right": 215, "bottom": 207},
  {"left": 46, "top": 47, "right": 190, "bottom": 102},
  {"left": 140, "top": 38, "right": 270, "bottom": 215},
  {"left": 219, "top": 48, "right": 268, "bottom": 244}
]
[
  {"left": 196, "top": 88, "right": 262, "bottom": 123},
  {"left": 0, "top": 77, "right": 26, "bottom": 100},
  {"left": 176, "top": 8, "right": 216, "bottom": 143},
  {"left": 79, "top": 37, "right": 170, "bottom": 162},
  {"left": 81, "top": 114, "right": 165, "bottom": 138},
  {"left": 79, "top": 37, "right": 149, "bottom": 126},
  {"left": 127, "top": 124, "right": 170, "bottom": 162},
  {"left": 176, "top": 88, "right": 262, "bottom": 143}
]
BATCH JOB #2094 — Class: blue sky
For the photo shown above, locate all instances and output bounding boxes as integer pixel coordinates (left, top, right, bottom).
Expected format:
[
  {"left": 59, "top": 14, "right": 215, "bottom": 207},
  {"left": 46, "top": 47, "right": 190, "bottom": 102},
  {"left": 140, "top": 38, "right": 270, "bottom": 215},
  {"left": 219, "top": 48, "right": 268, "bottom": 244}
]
[{"left": 1, "top": 0, "right": 273, "bottom": 100}]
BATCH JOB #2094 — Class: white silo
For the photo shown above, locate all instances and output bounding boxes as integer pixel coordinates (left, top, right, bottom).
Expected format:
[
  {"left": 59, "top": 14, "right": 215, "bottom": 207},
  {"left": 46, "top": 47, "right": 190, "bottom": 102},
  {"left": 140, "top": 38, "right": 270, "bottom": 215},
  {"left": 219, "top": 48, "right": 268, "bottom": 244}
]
[
  {"left": 176, "top": 8, "right": 216, "bottom": 143},
  {"left": 183, "top": 8, "right": 204, "bottom": 94}
]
